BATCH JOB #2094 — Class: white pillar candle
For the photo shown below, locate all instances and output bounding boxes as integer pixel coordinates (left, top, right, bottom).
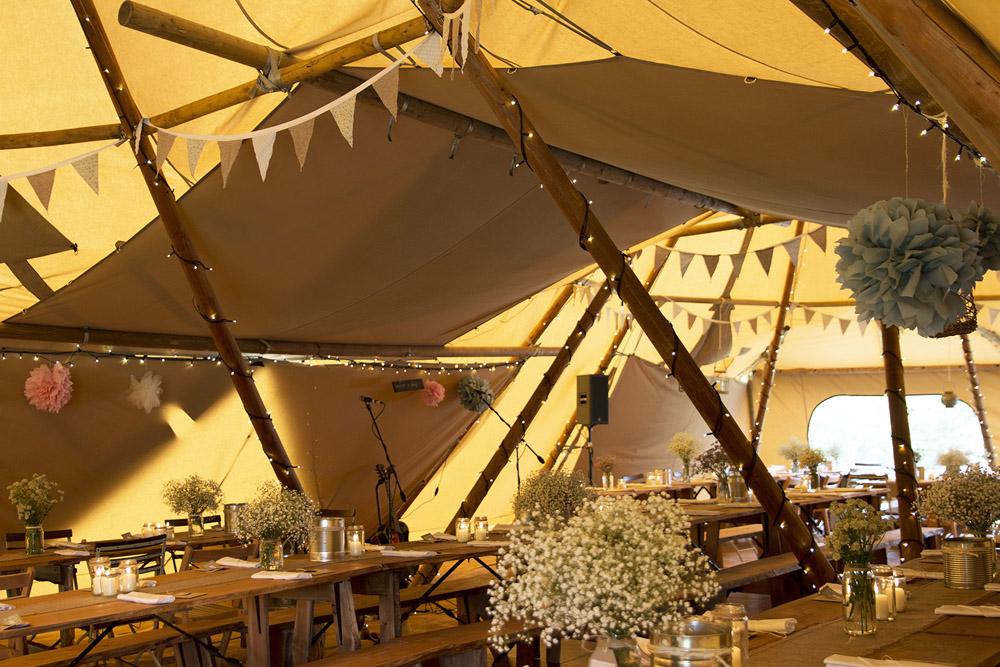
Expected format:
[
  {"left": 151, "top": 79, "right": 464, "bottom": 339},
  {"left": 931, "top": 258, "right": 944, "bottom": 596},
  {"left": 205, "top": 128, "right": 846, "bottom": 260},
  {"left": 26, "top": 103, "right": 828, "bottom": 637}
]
[
  {"left": 120, "top": 572, "right": 138, "bottom": 593},
  {"left": 101, "top": 574, "right": 120, "bottom": 597},
  {"left": 456, "top": 525, "right": 470, "bottom": 543},
  {"left": 875, "top": 593, "right": 891, "bottom": 620},
  {"left": 894, "top": 586, "right": 907, "bottom": 612},
  {"left": 348, "top": 536, "right": 364, "bottom": 556},
  {"left": 91, "top": 575, "right": 105, "bottom": 596},
  {"left": 731, "top": 646, "right": 743, "bottom": 667}
]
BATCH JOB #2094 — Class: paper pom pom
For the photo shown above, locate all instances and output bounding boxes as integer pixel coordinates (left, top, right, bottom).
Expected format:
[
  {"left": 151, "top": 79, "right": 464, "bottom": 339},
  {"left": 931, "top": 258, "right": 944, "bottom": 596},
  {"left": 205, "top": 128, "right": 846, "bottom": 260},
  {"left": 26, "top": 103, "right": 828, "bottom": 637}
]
[
  {"left": 128, "top": 371, "right": 163, "bottom": 414},
  {"left": 24, "top": 362, "right": 74, "bottom": 413},
  {"left": 835, "top": 197, "right": 983, "bottom": 337},
  {"left": 457, "top": 375, "right": 492, "bottom": 413},
  {"left": 421, "top": 380, "right": 446, "bottom": 407},
  {"left": 959, "top": 201, "right": 1000, "bottom": 271}
]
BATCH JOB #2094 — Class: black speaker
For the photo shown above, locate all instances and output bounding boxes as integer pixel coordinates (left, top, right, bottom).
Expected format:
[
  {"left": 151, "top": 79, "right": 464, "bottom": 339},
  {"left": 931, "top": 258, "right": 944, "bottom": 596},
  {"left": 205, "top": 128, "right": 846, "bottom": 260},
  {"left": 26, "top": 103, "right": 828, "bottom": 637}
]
[{"left": 576, "top": 374, "right": 609, "bottom": 426}]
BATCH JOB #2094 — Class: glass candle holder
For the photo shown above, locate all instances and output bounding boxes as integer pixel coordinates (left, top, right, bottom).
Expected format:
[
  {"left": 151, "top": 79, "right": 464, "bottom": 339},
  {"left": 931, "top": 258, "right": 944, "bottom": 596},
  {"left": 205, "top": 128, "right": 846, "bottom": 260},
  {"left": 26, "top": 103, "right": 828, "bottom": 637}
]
[
  {"left": 651, "top": 617, "right": 732, "bottom": 666},
  {"left": 119, "top": 558, "right": 138, "bottom": 593},
  {"left": 842, "top": 564, "right": 876, "bottom": 636},
  {"left": 455, "top": 517, "right": 471, "bottom": 543},
  {"left": 346, "top": 525, "right": 365, "bottom": 556},
  {"left": 141, "top": 522, "right": 157, "bottom": 537},
  {"left": 873, "top": 565, "right": 896, "bottom": 621},
  {"left": 88, "top": 557, "right": 111, "bottom": 596},
  {"left": 101, "top": 568, "right": 121, "bottom": 597},
  {"left": 474, "top": 516, "right": 489, "bottom": 542},
  {"left": 707, "top": 603, "right": 749, "bottom": 667},
  {"left": 892, "top": 570, "right": 907, "bottom": 612}
]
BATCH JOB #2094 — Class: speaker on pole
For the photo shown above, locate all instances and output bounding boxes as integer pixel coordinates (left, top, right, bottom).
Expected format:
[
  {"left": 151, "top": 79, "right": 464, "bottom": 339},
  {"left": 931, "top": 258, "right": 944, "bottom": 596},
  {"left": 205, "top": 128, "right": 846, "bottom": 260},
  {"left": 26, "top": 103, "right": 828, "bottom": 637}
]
[{"left": 576, "top": 374, "right": 609, "bottom": 426}]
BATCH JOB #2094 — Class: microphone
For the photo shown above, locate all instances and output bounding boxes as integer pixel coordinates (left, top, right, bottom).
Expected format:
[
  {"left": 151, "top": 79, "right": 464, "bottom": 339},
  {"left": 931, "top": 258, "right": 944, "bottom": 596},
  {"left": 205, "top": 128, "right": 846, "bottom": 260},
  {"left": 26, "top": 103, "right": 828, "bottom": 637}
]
[{"left": 360, "top": 395, "right": 384, "bottom": 404}]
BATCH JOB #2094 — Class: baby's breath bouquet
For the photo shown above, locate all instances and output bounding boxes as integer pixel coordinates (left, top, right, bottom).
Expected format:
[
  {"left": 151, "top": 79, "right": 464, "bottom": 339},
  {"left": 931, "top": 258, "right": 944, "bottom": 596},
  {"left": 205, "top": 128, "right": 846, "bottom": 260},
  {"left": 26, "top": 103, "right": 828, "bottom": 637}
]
[
  {"left": 668, "top": 432, "right": 699, "bottom": 480},
  {"left": 512, "top": 469, "right": 593, "bottom": 521},
  {"left": 694, "top": 445, "right": 732, "bottom": 494},
  {"left": 595, "top": 456, "right": 616, "bottom": 475},
  {"left": 800, "top": 447, "right": 827, "bottom": 489},
  {"left": 489, "top": 494, "right": 718, "bottom": 664},
  {"left": 827, "top": 498, "right": 890, "bottom": 566},
  {"left": 918, "top": 465, "right": 1000, "bottom": 537},
  {"left": 7, "top": 474, "right": 63, "bottom": 525},
  {"left": 235, "top": 482, "right": 318, "bottom": 547},
  {"left": 779, "top": 437, "right": 808, "bottom": 471},
  {"left": 162, "top": 474, "right": 223, "bottom": 516},
  {"left": 937, "top": 448, "right": 969, "bottom": 472}
]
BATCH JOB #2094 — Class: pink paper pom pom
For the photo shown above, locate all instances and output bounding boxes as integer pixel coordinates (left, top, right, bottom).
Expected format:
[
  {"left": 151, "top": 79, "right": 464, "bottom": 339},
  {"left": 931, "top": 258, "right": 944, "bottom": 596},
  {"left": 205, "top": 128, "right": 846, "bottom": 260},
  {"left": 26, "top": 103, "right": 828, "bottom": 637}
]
[
  {"left": 24, "top": 362, "right": 74, "bottom": 414},
  {"left": 422, "top": 380, "right": 446, "bottom": 407}
]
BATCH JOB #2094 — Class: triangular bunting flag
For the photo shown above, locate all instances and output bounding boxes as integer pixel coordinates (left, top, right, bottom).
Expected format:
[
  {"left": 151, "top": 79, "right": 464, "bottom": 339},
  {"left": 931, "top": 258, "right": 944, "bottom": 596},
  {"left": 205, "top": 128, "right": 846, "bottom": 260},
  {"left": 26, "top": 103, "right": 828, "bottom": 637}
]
[
  {"left": 289, "top": 118, "right": 315, "bottom": 171},
  {"left": 154, "top": 133, "right": 176, "bottom": 175},
  {"left": 821, "top": 313, "right": 833, "bottom": 329},
  {"left": 687, "top": 313, "right": 697, "bottom": 329},
  {"left": 858, "top": 319, "right": 870, "bottom": 335},
  {"left": 990, "top": 308, "right": 999, "bottom": 326},
  {"left": 804, "top": 308, "right": 817, "bottom": 326},
  {"left": 762, "top": 310, "right": 773, "bottom": 327},
  {"left": 219, "top": 140, "right": 242, "bottom": 188},
  {"left": 785, "top": 237, "right": 802, "bottom": 266},
  {"left": 678, "top": 252, "right": 695, "bottom": 277},
  {"left": 373, "top": 66, "right": 400, "bottom": 118},
  {"left": 331, "top": 96, "right": 356, "bottom": 147},
  {"left": 757, "top": 246, "right": 774, "bottom": 275},
  {"left": 251, "top": 133, "right": 277, "bottom": 182},
  {"left": 413, "top": 35, "right": 445, "bottom": 76},
  {"left": 0, "top": 180, "right": 7, "bottom": 223},
  {"left": 71, "top": 152, "right": 100, "bottom": 194},
  {"left": 187, "top": 138, "right": 207, "bottom": 178},
  {"left": 747, "top": 317, "right": 757, "bottom": 335},
  {"left": 733, "top": 321, "right": 741, "bottom": 336},
  {"left": 730, "top": 254, "right": 746, "bottom": 277},
  {"left": 811, "top": 225, "right": 828, "bottom": 252},
  {"left": 26, "top": 170, "right": 55, "bottom": 209},
  {"left": 670, "top": 302, "right": 680, "bottom": 320},
  {"left": 704, "top": 254, "right": 721, "bottom": 279},
  {"left": 839, "top": 318, "right": 851, "bottom": 334}
]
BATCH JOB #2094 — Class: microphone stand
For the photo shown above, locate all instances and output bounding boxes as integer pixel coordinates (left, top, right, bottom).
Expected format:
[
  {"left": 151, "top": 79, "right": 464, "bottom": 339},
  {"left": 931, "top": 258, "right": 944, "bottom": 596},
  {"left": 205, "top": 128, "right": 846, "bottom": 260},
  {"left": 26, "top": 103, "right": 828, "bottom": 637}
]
[
  {"left": 471, "top": 387, "right": 545, "bottom": 489},
  {"left": 363, "top": 399, "right": 406, "bottom": 540}
]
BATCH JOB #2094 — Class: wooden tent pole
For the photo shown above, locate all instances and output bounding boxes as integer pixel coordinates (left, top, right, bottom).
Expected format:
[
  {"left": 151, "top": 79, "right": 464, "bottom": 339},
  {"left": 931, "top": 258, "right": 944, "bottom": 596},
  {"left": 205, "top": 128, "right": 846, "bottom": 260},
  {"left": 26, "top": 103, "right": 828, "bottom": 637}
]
[
  {"left": 69, "top": 0, "right": 304, "bottom": 491},
  {"left": 879, "top": 322, "right": 923, "bottom": 561},
  {"left": 751, "top": 221, "right": 804, "bottom": 446},
  {"left": 417, "top": 0, "right": 833, "bottom": 588},
  {"left": 959, "top": 334, "right": 995, "bottom": 466}
]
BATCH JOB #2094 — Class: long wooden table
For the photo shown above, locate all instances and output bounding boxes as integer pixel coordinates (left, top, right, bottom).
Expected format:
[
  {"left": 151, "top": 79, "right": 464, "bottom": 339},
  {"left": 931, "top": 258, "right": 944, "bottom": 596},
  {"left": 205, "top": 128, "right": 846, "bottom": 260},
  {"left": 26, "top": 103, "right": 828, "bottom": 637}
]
[
  {"left": 749, "top": 558, "right": 1000, "bottom": 666},
  {"left": 0, "top": 541, "right": 502, "bottom": 665}
]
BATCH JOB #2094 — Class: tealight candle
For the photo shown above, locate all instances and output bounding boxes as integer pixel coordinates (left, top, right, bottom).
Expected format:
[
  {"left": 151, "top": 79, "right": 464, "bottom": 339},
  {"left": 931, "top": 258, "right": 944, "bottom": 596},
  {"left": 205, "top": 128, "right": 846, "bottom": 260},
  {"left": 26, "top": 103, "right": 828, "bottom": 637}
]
[
  {"left": 892, "top": 572, "right": 907, "bottom": 612},
  {"left": 119, "top": 558, "right": 138, "bottom": 593},
  {"left": 346, "top": 525, "right": 365, "bottom": 556},
  {"left": 474, "top": 516, "right": 489, "bottom": 542},
  {"left": 141, "top": 522, "right": 156, "bottom": 537},
  {"left": 875, "top": 593, "right": 891, "bottom": 620},
  {"left": 456, "top": 517, "right": 471, "bottom": 543}
]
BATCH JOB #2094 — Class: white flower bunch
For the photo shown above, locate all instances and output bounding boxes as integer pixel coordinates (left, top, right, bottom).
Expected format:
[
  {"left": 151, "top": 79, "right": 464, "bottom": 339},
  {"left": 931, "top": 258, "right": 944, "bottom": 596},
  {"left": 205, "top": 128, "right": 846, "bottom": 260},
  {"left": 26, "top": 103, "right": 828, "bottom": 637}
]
[
  {"left": 937, "top": 448, "right": 969, "bottom": 469},
  {"left": 827, "top": 498, "right": 890, "bottom": 565},
  {"left": 778, "top": 438, "right": 808, "bottom": 464},
  {"left": 668, "top": 432, "right": 699, "bottom": 462},
  {"left": 799, "top": 448, "right": 827, "bottom": 470},
  {"left": 162, "top": 474, "right": 223, "bottom": 515},
  {"left": 489, "top": 494, "right": 719, "bottom": 650},
  {"left": 918, "top": 465, "right": 1000, "bottom": 537},
  {"left": 512, "top": 469, "right": 593, "bottom": 521},
  {"left": 7, "top": 474, "right": 63, "bottom": 525},
  {"left": 235, "top": 482, "right": 318, "bottom": 548}
]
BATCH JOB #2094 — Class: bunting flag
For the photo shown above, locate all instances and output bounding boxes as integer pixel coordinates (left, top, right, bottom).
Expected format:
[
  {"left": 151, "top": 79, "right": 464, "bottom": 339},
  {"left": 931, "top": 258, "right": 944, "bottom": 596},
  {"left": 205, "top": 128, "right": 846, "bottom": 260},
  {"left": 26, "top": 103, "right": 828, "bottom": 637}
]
[
  {"left": 747, "top": 317, "right": 757, "bottom": 335},
  {"left": 289, "top": 117, "right": 315, "bottom": 171},
  {"left": 704, "top": 254, "right": 721, "bottom": 279},
  {"left": 762, "top": 310, "right": 773, "bottom": 327},
  {"left": 811, "top": 225, "right": 828, "bottom": 251},
  {"left": 219, "top": 140, "right": 242, "bottom": 188},
  {"left": 730, "top": 254, "right": 746, "bottom": 277},
  {"left": 687, "top": 313, "right": 697, "bottom": 329},
  {"left": 990, "top": 309, "right": 999, "bottom": 326},
  {"left": 821, "top": 313, "right": 833, "bottom": 329},
  {"left": 678, "top": 252, "right": 695, "bottom": 277},
  {"left": 414, "top": 35, "right": 445, "bottom": 76},
  {"left": 804, "top": 309, "right": 817, "bottom": 326},
  {"left": 331, "top": 96, "right": 356, "bottom": 147},
  {"left": 858, "top": 319, "right": 870, "bottom": 335},
  {"left": 671, "top": 302, "right": 681, "bottom": 319},
  {"left": 26, "top": 170, "right": 55, "bottom": 209},
  {"left": 155, "top": 133, "right": 177, "bottom": 176},
  {"left": 373, "top": 65, "right": 400, "bottom": 118},
  {"left": 732, "top": 321, "right": 741, "bottom": 336},
  {"left": 186, "top": 138, "right": 207, "bottom": 177},
  {"left": 757, "top": 246, "right": 774, "bottom": 275},
  {"left": 71, "top": 152, "right": 100, "bottom": 194},
  {"left": 0, "top": 180, "right": 7, "bottom": 222},
  {"left": 251, "top": 133, "right": 276, "bottom": 181},
  {"left": 785, "top": 237, "right": 802, "bottom": 266},
  {"left": 839, "top": 318, "right": 851, "bottom": 334}
]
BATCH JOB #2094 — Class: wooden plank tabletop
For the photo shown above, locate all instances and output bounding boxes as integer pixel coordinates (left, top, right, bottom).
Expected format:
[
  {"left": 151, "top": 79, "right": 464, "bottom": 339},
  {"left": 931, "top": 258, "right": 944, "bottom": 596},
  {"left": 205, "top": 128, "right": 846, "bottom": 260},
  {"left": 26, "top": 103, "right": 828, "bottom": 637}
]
[
  {"left": 0, "top": 547, "right": 91, "bottom": 571},
  {"left": 749, "top": 560, "right": 1000, "bottom": 666}
]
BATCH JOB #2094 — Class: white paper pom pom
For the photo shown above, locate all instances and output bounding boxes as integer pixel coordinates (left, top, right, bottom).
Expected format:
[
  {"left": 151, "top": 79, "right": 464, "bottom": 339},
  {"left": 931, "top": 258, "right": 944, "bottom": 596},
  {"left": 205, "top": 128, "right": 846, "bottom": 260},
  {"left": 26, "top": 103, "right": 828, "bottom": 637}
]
[{"left": 128, "top": 371, "right": 163, "bottom": 413}]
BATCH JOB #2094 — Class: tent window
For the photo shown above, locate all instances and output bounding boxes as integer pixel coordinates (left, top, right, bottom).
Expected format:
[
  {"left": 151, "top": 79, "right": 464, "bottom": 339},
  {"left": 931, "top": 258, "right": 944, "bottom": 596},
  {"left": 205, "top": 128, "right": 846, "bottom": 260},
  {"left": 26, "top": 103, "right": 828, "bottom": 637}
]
[{"left": 807, "top": 394, "right": 986, "bottom": 473}]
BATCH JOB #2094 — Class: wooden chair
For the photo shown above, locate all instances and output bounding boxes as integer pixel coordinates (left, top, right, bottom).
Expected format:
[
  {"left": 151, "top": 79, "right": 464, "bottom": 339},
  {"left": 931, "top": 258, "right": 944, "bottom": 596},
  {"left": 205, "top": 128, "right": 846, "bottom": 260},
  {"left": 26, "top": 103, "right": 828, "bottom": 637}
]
[
  {"left": 93, "top": 535, "right": 167, "bottom": 576},
  {"left": 164, "top": 514, "right": 223, "bottom": 528},
  {"left": 0, "top": 569, "right": 33, "bottom": 658},
  {"left": 4, "top": 529, "right": 77, "bottom": 589}
]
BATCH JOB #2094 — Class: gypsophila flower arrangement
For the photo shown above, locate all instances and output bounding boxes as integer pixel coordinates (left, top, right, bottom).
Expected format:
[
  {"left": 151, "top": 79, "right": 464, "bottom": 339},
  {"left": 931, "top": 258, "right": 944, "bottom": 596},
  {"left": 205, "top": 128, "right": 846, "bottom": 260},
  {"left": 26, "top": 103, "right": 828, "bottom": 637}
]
[
  {"left": 918, "top": 465, "right": 1000, "bottom": 537},
  {"left": 827, "top": 498, "right": 890, "bottom": 566},
  {"left": 779, "top": 438, "right": 808, "bottom": 470},
  {"left": 7, "top": 474, "right": 63, "bottom": 525},
  {"left": 668, "top": 432, "right": 699, "bottom": 480},
  {"left": 694, "top": 445, "right": 731, "bottom": 482},
  {"left": 489, "top": 494, "right": 718, "bottom": 663},
  {"left": 162, "top": 475, "right": 223, "bottom": 516},
  {"left": 800, "top": 448, "right": 827, "bottom": 490},
  {"left": 457, "top": 375, "right": 493, "bottom": 413},
  {"left": 512, "top": 469, "right": 593, "bottom": 522},
  {"left": 234, "top": 482, "right": 318, "bottom": 548},
  {"left": 937, "top": 448, "right": 969, "bottom": 472},
  {"left": 595, "top": 456, "right": 616, "bottom": 474}
]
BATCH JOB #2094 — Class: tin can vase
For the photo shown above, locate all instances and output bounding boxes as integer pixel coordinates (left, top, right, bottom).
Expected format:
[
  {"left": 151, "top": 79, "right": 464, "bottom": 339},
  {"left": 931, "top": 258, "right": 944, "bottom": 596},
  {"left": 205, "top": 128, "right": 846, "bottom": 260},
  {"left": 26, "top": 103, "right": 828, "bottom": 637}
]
[{"left": 943, "top": 537, "right": 993, "bottom": 589}]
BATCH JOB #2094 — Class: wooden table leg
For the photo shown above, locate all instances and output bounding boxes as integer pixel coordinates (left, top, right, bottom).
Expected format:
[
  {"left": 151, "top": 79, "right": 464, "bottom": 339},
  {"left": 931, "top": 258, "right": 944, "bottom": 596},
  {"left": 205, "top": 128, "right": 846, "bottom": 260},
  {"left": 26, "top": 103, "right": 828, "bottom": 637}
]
[
  {"left": 174, "top": 638, "right": 214, "bottom": 666},
  {"left": 377, "top": 572, "right": 401, "bottom": 642},
  {"left": 58, "top": 565, "right": 76, "bottom": 646},
  {"left": 291, "top": 598, "right": 315, "bottom": 665},
  {"left": 244, "top": 593, "right": 271, "bottom": 667},
  {"left": 334, "top": 580, "right": 361, "bottom": 652},
  {"left": 702, "top": 523, "right": 721, "bottom": 564}
]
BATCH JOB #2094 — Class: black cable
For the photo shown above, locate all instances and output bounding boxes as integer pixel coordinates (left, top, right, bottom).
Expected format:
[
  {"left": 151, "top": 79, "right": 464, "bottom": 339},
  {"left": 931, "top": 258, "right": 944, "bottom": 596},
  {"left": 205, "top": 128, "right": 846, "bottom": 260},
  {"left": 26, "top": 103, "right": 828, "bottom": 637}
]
[
  {"left": 508, "top": 0, "right": 619, "bottom": 56},
  {"left": 168, "top": 247, "right": 212, "bottom": 271}
]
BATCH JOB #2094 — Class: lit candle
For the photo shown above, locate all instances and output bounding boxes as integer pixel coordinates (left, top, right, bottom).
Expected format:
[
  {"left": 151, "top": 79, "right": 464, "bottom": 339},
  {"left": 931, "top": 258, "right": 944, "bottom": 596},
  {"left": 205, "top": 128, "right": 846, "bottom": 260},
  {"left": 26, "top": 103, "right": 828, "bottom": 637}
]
[
  {"left": 91, "top": 574, "right": 105, "bottom": 596},
  {"left": 101, "top": 570, "right": 120, "bottom": 597},
  {"left": 141, "top": 522, "right": 156, "bottom": 537},
  {"left": 346, "top": 525, "right": 365, "bottom": 556},
  {"left": 732, "top": 646, "right": 743, "bottom": 667},
  {"left": 120, "top": 572, "right": 138, "bottom": 593},
  {"left": 894, "top": 586, "right": 907, "bottom": 612},
  {"left": 875, "top": 593, "right": 891, "bottom": 620},
  {"left": 474, "top": 517, "right": 489, "bottom": 542},
  {"left": 456, "top": 518, "right": 471, "bottom": 543}
]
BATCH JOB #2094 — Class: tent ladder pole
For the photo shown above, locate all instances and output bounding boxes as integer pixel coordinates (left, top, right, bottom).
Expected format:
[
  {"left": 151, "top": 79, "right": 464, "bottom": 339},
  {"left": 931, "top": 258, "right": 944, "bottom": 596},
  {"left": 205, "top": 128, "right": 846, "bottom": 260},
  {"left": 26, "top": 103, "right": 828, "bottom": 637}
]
[
  {"left": 960, "top": 333, "right": 995, "bottom": 466},
  {"left": 69, "top": 0, "right": 304, "bottom": 491},
  {"left": 750, "top": 221, "right": 804, "bottom": 446},
  {"left": 879, "top": 322, "right": 924, "bottom": 561},
  {"left": 418, "top": 0, "right": 833, "bottom": 588}
]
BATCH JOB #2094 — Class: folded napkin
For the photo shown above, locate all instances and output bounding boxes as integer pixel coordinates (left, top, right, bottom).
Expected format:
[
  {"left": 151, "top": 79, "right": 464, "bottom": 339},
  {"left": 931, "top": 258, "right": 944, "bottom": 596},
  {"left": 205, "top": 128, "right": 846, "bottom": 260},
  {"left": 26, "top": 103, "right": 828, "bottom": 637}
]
[
  {"left": 379, "top": 550, "right": 437, "bottom": 558},
  {"left": 985, "top": 583, "right": 1000, "bottom": 592},
  {"left": 117, "top": 591, "right": 176, "bottom": 605},
  {"left": 469, "top": 540, "right": 510, "bottom": 547},
  {"left": 816, "top": 583, "right": 843, "bottom": 602},
  {"left": 214, "top": 556, "right": 260, "bottom": 569},
  {"left": 895, "top": 568, "right": 944, "bottom": 580},
  {"left": 749, "top": 618, "right": 796, "bottom": 635},
  {"left": 0, "top": 614, "right": 28, "bottom": 630},
  {"left": 825, "top": 655, "right": 952, "bottom": 667},
  {"left": 425, "top": 533, "right": 456, "bottom": 542},
  {"left": 53, "top": 549, "right": 90, "bottom": 556},
  {"left": 0, "top": 604, "right": 12, "bottom": 612},
  {"left": 250, "top": 571, "right": 313, "bottom": 580},
  {"left": 61, "top": 541, "right": 88, "bottom": 549},
  {"left": 935, "top": 605, "right": 1000, "bottom": 618},
  {"left": 364, "top": 544, "right": 389, "bottom": 552}
]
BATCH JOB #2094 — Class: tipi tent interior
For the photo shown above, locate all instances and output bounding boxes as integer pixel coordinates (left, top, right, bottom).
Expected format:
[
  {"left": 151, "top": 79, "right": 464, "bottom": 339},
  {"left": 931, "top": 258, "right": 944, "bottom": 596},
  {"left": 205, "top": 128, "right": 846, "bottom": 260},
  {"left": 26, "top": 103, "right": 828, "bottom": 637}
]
[{"left": 2, "top": 0, "right": 1000, "bottom": 664}]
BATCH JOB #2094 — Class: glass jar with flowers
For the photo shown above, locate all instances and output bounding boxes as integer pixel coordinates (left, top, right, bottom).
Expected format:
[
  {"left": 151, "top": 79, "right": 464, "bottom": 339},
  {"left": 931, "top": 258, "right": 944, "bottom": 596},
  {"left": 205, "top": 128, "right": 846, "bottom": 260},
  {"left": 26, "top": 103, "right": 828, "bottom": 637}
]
[
  {"left": 694, "top": 445, "right": 733, "bottom": 500},
  {"left": 936, "top": 448, "right": 969, "bottom": 476},
  {"left": 918, "top": 465, "right": 1000, "bottom": 584},
  {"left": 7, "top": 474, "right": 63, "bottom": 555},
  {"left": 668, "top": 432, "right": 700, "bottom": 482},
  {"left": 799, "top": 448, "right": 828, "bottom": 491},
  {"left": 234, "top": 482, "right": 318, "bottom": 570},
  {"left": 595, "top": 456, "right": 616, "bottom": 490},
  {"left": 827, "top": 499, "right": 890, "bottom": 636},
  {"left": 489, "top": 494, "right": 719, "bottom": 667},
  {"left": 779, "top": 438, "right": 808, "bottom": 474},
  {"left": 162, "top": 475, "right": 223, "bottom": 536},
  {"left": 512, "top": 469, "right": 593, "bottom": 522}
]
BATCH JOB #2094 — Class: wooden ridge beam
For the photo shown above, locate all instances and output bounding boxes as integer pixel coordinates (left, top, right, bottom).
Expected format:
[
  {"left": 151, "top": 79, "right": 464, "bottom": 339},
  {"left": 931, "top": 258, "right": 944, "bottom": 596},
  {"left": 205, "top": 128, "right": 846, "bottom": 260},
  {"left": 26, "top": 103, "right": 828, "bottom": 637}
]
[
  {"left": 417, "top": 0, "right": 834, "bottom": 588},
  {"left": 0, "top": 322, "right": 558, "bottom": 359},
  {"left": 751, "top": 221, "right": 804, "bottom": 446},
  {"left": 960, "top": 333, "right": 995, "bottom": 466},
  {"left": 879, "top": 322, "right": 923, "bottom": 561},
  {"left": 656, "top": 295, "right": 1000, "bottom": 308}
]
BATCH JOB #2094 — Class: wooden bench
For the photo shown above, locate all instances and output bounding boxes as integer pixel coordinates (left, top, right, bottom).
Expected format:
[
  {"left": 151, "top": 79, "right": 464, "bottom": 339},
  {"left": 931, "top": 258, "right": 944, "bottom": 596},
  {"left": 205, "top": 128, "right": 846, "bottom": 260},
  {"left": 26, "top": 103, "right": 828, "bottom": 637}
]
[
  {"left": 306, "top": 621, "right": 495, "bottom": 667},
  {"left": 716, "top": 553, "right": 800, "bottom": 591}
]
